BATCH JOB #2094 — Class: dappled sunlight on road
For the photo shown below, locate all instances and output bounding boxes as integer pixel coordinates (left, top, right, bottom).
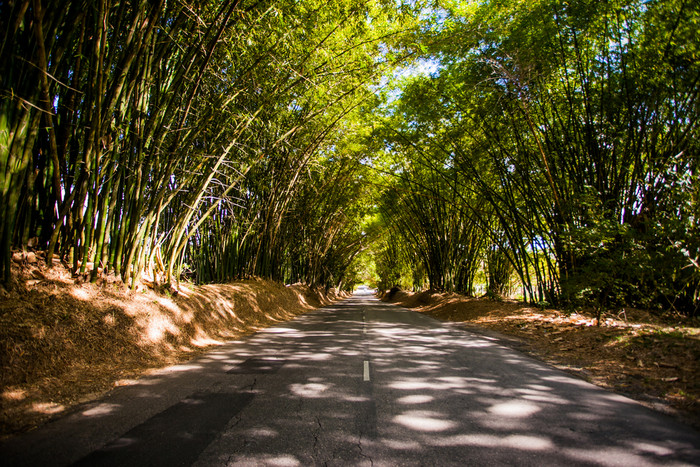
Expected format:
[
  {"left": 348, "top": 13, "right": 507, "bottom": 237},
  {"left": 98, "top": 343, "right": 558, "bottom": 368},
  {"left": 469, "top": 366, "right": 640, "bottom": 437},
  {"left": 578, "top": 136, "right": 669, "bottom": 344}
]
[
  {"left": 396, "top": 394, "right": 434, "bottom": 404},
  {"left": 488, "top": 400, "right": 541, "bottom": 417},
  {"left": 80, "top": 403, "right": 121, "bottom": 418},
  {"left": 393, "top": 411, "right": 458, "bottom": 432},
  {"left": 195, "top": 296, "right": 700, "bottom": 465},
  {"left": 3, "top": 294, "right": 699, "bottom": 467}
]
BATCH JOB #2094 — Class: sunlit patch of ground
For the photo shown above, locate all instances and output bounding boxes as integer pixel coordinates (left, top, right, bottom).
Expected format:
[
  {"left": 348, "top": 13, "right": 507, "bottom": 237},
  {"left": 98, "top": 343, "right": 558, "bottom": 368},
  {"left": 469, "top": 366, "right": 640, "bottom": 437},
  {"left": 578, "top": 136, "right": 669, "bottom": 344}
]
[
  {"left": 382, "top": 289, "right": 700, "bottom": 429},
  {"left": 0, "top": 254, "right": 345, "bottom": 438}
]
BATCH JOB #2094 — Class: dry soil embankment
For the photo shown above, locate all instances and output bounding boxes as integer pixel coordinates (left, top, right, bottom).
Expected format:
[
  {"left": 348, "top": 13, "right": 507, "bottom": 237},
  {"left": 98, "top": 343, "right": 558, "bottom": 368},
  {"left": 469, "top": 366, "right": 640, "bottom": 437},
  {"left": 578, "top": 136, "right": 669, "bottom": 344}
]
[{"left": 1, "top": 255, "right": 343, "bottom": 437}]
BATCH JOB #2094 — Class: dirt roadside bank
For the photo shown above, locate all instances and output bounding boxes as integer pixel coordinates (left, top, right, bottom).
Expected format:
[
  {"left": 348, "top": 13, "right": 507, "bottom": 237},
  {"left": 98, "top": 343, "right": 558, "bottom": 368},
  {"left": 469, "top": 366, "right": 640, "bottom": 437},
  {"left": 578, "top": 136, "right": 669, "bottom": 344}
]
[{"left": 1, "top": 256, "right": 344, "bottom": 437}]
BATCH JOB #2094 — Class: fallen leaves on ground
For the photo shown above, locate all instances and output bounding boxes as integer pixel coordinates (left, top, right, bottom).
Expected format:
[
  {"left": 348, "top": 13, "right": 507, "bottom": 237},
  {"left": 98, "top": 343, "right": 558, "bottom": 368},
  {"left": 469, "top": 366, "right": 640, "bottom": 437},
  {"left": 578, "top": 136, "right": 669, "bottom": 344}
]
[{"left": 0, "top": 256, "right": 343, "bottom": 438}]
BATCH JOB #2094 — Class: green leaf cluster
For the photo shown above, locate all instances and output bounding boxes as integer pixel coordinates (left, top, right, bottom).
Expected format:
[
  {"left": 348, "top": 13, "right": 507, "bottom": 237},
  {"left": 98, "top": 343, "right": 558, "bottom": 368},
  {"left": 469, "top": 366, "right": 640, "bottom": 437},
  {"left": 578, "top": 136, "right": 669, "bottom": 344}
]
[{"left": 376, "top": 0, "right": 699, "bottom": 314}]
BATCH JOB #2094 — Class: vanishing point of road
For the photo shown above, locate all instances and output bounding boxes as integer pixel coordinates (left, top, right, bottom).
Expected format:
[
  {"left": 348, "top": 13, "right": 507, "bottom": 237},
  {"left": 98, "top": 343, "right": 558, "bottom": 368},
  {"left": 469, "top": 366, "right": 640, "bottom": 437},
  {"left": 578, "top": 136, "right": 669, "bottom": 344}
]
[{"left": 2, "top": 291, "right": 699, "bottom": 466}]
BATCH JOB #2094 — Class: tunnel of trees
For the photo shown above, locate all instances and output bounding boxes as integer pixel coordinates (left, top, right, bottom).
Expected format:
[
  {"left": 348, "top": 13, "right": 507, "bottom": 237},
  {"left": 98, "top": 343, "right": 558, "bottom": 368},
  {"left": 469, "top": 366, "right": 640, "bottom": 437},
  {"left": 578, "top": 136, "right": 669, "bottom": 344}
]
[{"left": 1, "top": 0, "right": 698, "bottom": 315}]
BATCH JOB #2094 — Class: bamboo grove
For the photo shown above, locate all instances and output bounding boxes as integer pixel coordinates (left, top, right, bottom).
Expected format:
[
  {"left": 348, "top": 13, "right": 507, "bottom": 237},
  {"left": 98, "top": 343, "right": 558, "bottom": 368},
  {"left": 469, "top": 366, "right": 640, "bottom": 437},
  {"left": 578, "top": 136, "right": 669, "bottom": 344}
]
[
  {"left": 1, "top": 0, "right": 418, "bottom": 289},
  {"left": 2, "top": 0, "right": 699, "bottom": 316},
  {"left": 374, "top": 0, "right": 700, "bottom": 315}
]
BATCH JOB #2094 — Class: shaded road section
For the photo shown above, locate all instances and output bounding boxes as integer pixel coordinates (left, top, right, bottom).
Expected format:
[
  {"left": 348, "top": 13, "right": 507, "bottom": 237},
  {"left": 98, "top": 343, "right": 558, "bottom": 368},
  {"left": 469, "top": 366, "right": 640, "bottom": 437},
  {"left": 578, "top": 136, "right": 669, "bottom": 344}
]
[{"left": 2, "top": 292, "right": 699, "bottom": 466}]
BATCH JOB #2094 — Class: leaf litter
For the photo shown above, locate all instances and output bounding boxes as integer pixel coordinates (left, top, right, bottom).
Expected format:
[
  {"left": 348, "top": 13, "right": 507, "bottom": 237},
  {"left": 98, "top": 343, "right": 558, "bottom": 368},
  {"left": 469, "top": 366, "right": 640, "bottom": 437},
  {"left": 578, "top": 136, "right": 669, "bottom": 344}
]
[{"left": 0, "top": 254, "right": 344, "bottom": 438}]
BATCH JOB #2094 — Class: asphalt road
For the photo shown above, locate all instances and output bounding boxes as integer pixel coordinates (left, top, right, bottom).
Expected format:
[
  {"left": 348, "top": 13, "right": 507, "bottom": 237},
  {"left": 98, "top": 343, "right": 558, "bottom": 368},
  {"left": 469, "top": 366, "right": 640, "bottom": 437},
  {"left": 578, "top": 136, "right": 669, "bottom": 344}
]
[{"left": 2, "top": 291, "right": 700, "bottom": 466}]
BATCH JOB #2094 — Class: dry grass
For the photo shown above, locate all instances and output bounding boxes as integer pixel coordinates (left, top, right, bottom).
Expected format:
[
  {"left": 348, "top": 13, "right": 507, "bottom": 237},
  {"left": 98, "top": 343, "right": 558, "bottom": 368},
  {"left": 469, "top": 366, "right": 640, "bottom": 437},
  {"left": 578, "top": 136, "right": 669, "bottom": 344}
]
[
  {"left": 0, "top": 253, "right": 344, "bottom": 437},
  {"left": 382, "top": 289, "right": 700, "bottom": 429}
]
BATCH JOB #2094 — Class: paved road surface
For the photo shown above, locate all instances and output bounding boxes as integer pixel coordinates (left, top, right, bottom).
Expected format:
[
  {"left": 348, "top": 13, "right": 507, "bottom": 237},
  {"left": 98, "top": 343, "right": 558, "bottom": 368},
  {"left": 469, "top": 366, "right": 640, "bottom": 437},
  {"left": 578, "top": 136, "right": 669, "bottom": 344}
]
[{"left": 2, "top": 291, "right": 699, "bottom": 466}]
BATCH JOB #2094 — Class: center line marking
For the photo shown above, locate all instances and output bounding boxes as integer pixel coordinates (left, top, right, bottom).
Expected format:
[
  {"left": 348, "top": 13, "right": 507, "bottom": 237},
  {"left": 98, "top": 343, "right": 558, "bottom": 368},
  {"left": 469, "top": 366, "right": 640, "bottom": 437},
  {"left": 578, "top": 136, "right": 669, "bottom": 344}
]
[{"left": 363, "top": 360, "right": 370, "bottom": 381}]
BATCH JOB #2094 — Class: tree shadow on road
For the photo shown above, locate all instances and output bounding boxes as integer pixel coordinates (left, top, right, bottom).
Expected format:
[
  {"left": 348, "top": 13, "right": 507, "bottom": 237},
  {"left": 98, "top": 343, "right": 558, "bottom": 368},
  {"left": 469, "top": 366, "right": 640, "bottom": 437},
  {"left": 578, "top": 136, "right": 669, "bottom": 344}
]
[{"left": 3, "top": 295, "right": 700, "bottom": 466}]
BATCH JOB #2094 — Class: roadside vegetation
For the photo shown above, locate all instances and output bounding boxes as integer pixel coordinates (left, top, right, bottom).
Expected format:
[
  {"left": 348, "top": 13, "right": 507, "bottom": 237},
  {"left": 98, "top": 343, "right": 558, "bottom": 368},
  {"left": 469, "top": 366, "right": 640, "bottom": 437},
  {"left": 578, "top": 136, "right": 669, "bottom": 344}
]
[
  {"left": 1, "top": 0, "right": 418, "bottom": 292},
  {"left": 366, "top": 0, "right": 699, "bottom": 425},
  {"left": 1, "top": 0, "right": 698, "bottom": 436},
  {"left": 372, "top": 0, "right": 699, "bottom": 320}
]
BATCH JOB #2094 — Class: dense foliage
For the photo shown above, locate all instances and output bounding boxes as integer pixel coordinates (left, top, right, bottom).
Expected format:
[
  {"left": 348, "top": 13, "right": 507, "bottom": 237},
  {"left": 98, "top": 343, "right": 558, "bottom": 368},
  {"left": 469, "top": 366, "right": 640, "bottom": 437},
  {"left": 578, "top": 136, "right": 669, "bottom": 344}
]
[
  {"left": 375, "top": 0, "right": 699, "bottom": 315},
  {"left": 1, "top": 0, "right": 417, "bottom": 290},
  {"left": 2, "top": 0, "right": 698, "bottom": 315}
]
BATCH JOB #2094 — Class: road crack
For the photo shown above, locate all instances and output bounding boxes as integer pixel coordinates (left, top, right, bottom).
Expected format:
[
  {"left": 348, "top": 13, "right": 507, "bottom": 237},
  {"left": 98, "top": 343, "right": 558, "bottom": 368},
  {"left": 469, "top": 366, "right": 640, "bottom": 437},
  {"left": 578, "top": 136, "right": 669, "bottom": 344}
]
[
  {"left": 312, "top": 416, "right": 322, "bottom": 449},
  {"left": 244, "top": 377, "right": 257, "bottom": 392},
  {"left": 310, "top": 416, "right": 329, "bottom": 465},
  {"left": 358, "top": 432, "right": 374, "bottom": 466}
]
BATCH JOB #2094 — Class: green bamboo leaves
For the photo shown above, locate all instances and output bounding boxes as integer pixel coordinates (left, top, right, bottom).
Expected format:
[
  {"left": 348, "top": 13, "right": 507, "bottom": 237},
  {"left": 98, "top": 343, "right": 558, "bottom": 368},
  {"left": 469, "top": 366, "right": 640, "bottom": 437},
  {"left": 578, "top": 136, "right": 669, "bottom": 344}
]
[
  {"left": 0, "top": 0, "right": 421, "bottom": 290},
  {"left": 377, "top": 0, "right": 699, "bottom": 313}
]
